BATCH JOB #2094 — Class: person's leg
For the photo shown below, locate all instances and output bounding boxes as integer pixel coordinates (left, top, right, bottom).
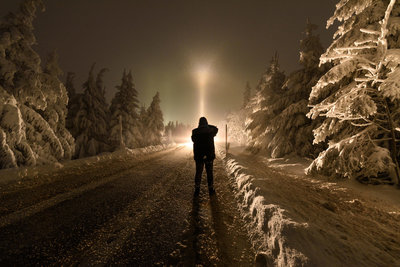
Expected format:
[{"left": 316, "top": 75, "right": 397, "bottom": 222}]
[
  {"left": 194, "top": 160, "right": 204, "bottom": 195},
  {"left": 205, "top": 159, "right": 215, "bottom": 194}
]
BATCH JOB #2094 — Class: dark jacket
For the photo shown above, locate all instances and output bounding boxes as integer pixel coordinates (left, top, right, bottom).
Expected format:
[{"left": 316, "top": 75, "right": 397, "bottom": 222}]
[{"left": 191, "top": 124, "right": 218, "bottom": 161}]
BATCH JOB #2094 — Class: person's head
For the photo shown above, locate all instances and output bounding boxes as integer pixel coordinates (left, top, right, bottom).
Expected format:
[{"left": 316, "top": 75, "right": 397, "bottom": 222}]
[{"left": 198, "top": 117, "right": 208, "bottom": 126}]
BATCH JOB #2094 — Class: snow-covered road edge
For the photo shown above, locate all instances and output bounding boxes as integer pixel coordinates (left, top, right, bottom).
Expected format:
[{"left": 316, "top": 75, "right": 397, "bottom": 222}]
[
  {"left": 218, "top": 149, "right": 309, "bottom": 266},
  {"left": 0, "top": 143, "right": 177, "bottom": 185},
  {"left": 100, "top": 143, "right": 177, "bottom": 160}
]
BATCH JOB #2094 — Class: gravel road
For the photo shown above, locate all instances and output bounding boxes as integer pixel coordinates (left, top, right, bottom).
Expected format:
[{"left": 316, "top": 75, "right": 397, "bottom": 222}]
[{"left": 0, "top": 145, "right": 255, "bottom": 266}]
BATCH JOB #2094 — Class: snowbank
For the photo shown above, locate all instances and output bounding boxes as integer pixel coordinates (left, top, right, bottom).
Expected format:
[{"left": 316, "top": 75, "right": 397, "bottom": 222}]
[
  {"left": 104, "top": 144, "right": 175, "bottom": 159},
  {"left": 219, "top": 149, "right": 309, "bottom": 266},
  {"left": 220, "top": 147, "right": 400, "bottom": 266}
]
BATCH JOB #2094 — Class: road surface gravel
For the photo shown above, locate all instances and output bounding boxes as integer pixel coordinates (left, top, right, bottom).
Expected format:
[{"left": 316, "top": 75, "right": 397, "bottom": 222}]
[{"left": 0, "top": 145, "right": 255, "bottom": 266}]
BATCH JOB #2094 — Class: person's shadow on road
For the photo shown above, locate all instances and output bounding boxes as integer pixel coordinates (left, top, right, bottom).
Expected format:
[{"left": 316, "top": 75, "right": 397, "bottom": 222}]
[
  {"left": 190, "top": 195, "right": 201, "bottom": 264},
  {"left": 209, "top": 194, "right": 227, "bottom": 263},
  {"left": 190, "top": 193, "right": 221, "bottom": 265}
]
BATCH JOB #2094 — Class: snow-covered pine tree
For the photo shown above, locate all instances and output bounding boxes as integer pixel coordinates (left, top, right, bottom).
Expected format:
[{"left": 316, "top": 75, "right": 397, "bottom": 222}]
[
  {"left": 65, "top": 72, "right": 76, "bottom": 99},
  {"left": 165, "top": 121, "right": 175, "bottom": 144},
  {"left": 145, "top": 92, "right": 164, "bottom": 145},
  {"left": 246, "top": 53, "right": 286, "bottom": 154},
  {"left": 226, "top": 82, "right": 253, "bottom": 146},
  {"left": 41, "top": 50, "right": 75, "bottom": 160},
  {"left": 109, "top": 70, "right": 142, "bottom": 149},
  {"left": 72, "top": 65, "right": 111, "bottom": 158},
  {"left": 242, "top": 81, "right": 251, "bottom": 108},
  {"left": 0, "top": 0, "right": 74, "bottom": 168},
  {"left": 95, "top": 68, "right": 109, "bottom": 121},
  {"left": 307, "top": 0, "right": 400, "bottom": 185},
  {"left": 138, "top": 105, "right": 149, "bottom": 146},
  {"left": 266, "top": 20, "right": 326, "bottom": 158},
  {"left": 65, "top": 72, "right": 82, "bottom": 135}
]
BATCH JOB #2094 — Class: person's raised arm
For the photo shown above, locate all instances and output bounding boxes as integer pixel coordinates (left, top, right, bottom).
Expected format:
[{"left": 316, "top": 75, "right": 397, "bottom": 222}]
[{"left": 209, "top": 125, "right": 218, "bottom": 137}]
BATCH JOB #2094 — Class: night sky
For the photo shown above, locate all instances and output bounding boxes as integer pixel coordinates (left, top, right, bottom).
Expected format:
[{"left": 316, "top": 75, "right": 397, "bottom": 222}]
[{"left": 1, "top": 0, "right": 337, "bottom": 125}]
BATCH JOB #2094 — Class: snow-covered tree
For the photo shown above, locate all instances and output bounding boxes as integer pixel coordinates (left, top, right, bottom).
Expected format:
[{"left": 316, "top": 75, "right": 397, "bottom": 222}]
[
  {"left": 109, "top": 70, "right": 142, "bottom": 149},
  {"left": 71, "top": 65, "right": 111, "bottom": 158},
  {"left": 0, "top": 0, "right": 74, "bottom": 168},
  {"left": 40, "top": 50, "right": 75, "bottom": 160},
  {"left": 226, "top": 109, "right": 249, "bottom": 146},
  {"left": 246, "top": 53, "right": 286, "bottom": 154},
  {"left": 307, "top": 0, "right": 400, "bottom": 185},
  {"left": 0, "top": 0, "right": 45, "bottom": 106},
  {"left": 138, "top": 105, "right": 148, "bottom": 146},
  {"left": 242, "top": 81, "right": 252, "bottom": 108},
  {"left": 65, "top": 72, "right": 81, "bottom": 133},
  {"left": 227, "top": 82, "right": 253, "bottom": 146},
  {"left": 266, "top": 20, "right": 326, "bottom": 158},
  {"left": 65, "top": 72, "right": 76, "bottom": 99},
  {"left": 144, "top": 92, "right": 164, "bottom": 145}
]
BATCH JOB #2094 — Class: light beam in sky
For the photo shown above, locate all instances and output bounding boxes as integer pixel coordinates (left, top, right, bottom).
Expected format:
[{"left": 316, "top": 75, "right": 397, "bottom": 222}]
[{"left": 196, "top": 65, "right": 211, "bottom": 118}]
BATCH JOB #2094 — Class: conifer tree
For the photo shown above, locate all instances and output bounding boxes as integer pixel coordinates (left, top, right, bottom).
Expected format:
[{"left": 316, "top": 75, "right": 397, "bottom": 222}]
[
  {"left": 145, "top": 92, "right": 164, "bottom": 145},
  {"left": 65, "top": 72, "right": 81, "bottom": 134},
  {"left": 41, "top": 50, "right": 75, "bottom": 160},
  {"left": 164, "top": 121, "right": 175, "bottom": 144},
  {"left": 243, "top": 81, "right": 251, "bottom": 108},
  {"left": 138, "top": 105, "right": 148, "bottom": 146},
  {"left": 109, "top": 70, "right": 142, "bottom": 149},
  {"left": 65, "top": 72, "right": 76, "bottom": 99},
  {"left": 307, "top": 0, "right": 400, "bottom": 184},
  {"left": 266, "top": 20, "right": 326, "bottom": 158},
  {"left": 0, "top": 0, "right": 74, "bottom": 168},
  {"left": 246, "top": 53, "right": 286, "bottom": 154},
  {"left": 227, "top": 82, "right": 253, "bottom": 146},
  {"left": 72, "top": 65, "right": 110, "bottom": 158}
]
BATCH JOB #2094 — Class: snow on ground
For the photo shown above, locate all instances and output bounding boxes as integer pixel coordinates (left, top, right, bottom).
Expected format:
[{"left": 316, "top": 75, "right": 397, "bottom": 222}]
[
  {"left": 0, "top": 144, "right": 175, "bottom": 185},
  {"left": 262, "top": 155, "right": 312, "bottom": 177},
  {"left": 220, "top": 145, "right": 400, "bottom": 266}
]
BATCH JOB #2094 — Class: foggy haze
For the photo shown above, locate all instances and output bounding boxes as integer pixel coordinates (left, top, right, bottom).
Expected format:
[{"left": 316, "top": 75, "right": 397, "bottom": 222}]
[{"left": 1, "top": 0, "right": 336, "bottom": 125}]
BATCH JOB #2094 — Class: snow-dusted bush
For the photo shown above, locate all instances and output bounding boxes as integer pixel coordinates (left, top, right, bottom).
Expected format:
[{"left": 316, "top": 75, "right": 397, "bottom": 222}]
[
  {"left": 226, "top": 82, "right": 252, "bottom": 146},
  {"left": 227, "top": 108, "right": 250, "bottom": 146},
  {"left": 109, "top": 70, "right": 142, "bottom": 149},
  {"left": 0, "top": 0, "right": 74, "bottom": 168},
  {"left": 308, "top": 0, "right": 400, "bottom": 184}
]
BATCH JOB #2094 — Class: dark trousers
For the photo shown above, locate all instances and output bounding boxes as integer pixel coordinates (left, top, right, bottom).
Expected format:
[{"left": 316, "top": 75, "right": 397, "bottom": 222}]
[{"left": 195, "top": 159, "right": 214, "bottom": 190}]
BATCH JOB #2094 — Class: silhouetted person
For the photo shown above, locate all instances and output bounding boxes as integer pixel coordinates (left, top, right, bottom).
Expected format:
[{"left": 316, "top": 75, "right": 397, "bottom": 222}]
[{"left": 191, "top": 117, "right": 218, "bottom": 196}]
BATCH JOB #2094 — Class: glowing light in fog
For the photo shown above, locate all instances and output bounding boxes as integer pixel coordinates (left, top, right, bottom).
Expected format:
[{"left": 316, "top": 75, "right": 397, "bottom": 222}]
[
  {"left": 184, "top": 142, "right": 193, "bottom": 148},
  {"left": 196, "top": 65, "right": 210, "bottom": 118},
  {"left": 181, "top": 136, "right": 192, "bottom": 148}
]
